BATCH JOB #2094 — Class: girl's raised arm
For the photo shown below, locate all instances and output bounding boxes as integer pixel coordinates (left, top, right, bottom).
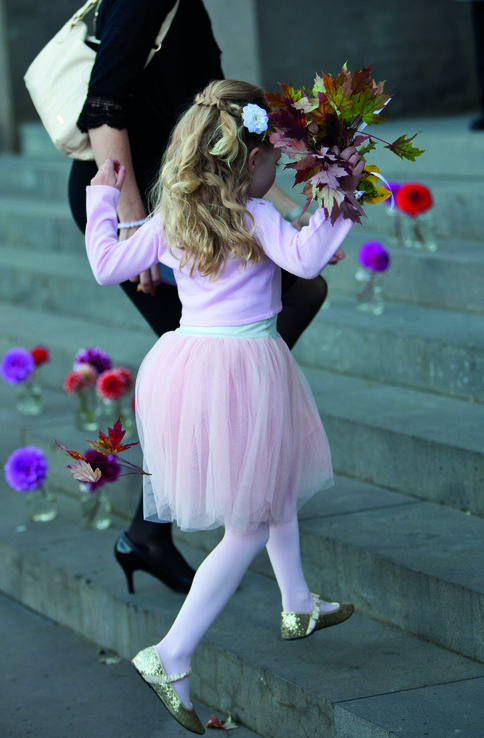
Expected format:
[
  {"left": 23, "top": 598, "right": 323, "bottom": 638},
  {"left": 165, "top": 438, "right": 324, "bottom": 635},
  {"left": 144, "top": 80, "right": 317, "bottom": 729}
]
[{"left": 85, "top": 184, "right": 163, "bottom": 286}]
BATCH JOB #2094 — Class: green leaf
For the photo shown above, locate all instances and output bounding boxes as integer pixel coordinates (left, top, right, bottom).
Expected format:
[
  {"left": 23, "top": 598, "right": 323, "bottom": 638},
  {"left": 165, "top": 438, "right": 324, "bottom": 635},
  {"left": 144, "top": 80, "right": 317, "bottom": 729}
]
[{"left": 385, "top": 133, "right": 425, "bottom": 161}]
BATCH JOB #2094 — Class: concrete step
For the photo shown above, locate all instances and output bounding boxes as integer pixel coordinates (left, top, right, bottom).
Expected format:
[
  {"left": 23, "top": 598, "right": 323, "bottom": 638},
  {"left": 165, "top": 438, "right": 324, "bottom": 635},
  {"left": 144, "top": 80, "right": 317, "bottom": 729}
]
[
  {"left": 325, "top": 230, "right": 484, "bottom": 316},
  {"left": 0, "top": 154, "right": 71, "bottom": 201},
  {"left": 0, "top": 592, "right": 260, "bottom": 738},
  {"left": 0, "top": 197, "right": 82, "bottom": 253},
  {"left": 0, "top": 491, "right": 483, "bottom": 738},
  {"left": 0, "top": 246, "right": 163, "bottom": 333},
  {"left": 304, "top": 367, "right": 484, "bottom": 517},
  {"left": 1, "top": 376, "right": 483, "bottom": 663},
  {"left": 293, "top": 294, "right": 484, "bottom": 403}
]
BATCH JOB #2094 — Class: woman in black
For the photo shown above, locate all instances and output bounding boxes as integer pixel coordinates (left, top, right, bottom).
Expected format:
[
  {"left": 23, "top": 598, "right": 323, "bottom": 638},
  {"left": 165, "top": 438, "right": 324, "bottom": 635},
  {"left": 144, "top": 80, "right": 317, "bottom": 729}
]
[{"left": 68, "top": 0, "right": 329, "bottom": 595}]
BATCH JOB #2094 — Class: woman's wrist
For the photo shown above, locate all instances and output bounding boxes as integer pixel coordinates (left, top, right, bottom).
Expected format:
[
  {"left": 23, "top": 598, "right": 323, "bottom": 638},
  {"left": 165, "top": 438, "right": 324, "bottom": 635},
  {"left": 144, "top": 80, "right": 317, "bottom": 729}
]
[{"left": 285, "top": 205, "right": 304, "bottom": 222}]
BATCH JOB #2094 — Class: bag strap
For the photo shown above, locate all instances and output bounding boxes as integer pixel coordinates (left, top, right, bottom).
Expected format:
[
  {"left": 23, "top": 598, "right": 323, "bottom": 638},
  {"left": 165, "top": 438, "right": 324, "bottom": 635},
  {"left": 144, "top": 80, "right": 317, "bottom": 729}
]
[
  {"left": 68, "top": 0, "right": 179, "bottom": 64},
  {"left": 146, "top": 0, "right": 180, "bottom": 65},
  {"left": 70, "top": 0, "right": 100, "bottom": 28}
]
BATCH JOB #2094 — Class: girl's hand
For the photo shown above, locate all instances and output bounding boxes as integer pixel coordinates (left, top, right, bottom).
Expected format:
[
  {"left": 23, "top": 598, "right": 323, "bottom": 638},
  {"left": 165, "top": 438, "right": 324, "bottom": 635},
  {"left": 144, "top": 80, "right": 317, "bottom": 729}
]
[
  {"left": 328, "top": 247, "right": 346, "bottom": 264},
  {"left": 90, "top": 159, "right": 126, "bottom": 191},
  {"left": 339, "top": 146, "right": 365, "bottom": 191}
]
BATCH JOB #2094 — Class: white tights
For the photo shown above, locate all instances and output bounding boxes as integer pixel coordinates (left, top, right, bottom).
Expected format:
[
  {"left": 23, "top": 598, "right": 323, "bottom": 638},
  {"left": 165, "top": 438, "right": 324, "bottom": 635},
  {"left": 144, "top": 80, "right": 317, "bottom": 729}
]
[{"left": 156, "top": 509, "right": 336, "bottom": 708}]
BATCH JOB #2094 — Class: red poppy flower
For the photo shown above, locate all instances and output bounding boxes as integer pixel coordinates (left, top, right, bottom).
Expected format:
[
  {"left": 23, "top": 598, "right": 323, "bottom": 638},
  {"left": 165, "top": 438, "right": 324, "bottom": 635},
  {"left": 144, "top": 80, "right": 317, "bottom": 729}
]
[
  {"left": 96, "top": 369, "right": 125, "bottom": 401},
  {"left": 31, "top": 345, "right": 50, "bottom": 366},
  {"left": 395, "top": 182, "right": 433, "bottom": 217}
]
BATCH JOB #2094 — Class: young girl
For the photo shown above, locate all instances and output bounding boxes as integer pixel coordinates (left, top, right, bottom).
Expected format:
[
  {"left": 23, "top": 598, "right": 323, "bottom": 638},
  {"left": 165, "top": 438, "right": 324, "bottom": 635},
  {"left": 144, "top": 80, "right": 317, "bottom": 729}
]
[{"left": 86, "top": 79, "right": 362, "bottom": 735}]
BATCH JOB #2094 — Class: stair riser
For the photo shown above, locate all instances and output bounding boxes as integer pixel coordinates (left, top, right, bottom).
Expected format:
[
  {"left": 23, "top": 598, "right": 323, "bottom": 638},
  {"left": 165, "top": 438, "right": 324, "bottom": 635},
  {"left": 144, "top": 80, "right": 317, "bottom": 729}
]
[
  {"left": 325, "top": 416, "right": 484, "bottom": 516},
  {"left": 325, "top": 243, "right": 484, "bottom": 315},
  {"left": 0, "top": 157, "right": 71, "bottom": 201},
  {"left": 294, "top": 324, "right": 484, "bottom": 403},
  {"left": 0, "top": 266, "right": 151, "bottom": 332},
  {"left": 0, "top": 210, "right": 82, "bottom": 253},
  {"left": 362, "top": 186, "right": 484, "bottom": 243}
]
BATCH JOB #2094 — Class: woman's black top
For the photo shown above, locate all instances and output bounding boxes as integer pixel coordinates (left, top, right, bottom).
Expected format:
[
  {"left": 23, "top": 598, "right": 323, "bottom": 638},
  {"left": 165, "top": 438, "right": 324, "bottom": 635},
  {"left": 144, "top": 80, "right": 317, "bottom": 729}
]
[{"left": 77, "top": 0, "right": 224, "bottom": 195}]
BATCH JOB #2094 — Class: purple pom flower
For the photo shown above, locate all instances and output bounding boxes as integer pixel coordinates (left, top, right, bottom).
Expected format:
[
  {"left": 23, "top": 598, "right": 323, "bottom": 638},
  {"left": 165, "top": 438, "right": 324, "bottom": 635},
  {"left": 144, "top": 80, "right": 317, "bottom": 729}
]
[
  {"left": 74, "top": 347, "right": 112, "bottom": 376},
  {"left": 1, "top": 348, "right": 35, "bottom": 385},
  {"left": 359, "top": 241, "right": 391, "bottom": 273},
  {"left": 4, "top": 446, "right": 49, "bottom": 492},
  {"left": 84, "top": 449, "right": 121, "bottom": 492}
]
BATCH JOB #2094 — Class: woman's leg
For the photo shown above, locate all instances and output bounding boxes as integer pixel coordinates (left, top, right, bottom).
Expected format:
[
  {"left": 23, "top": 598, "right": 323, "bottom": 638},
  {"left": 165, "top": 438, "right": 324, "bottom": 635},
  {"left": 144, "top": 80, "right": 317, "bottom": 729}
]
[
  {"left": 278, "top": 272, "right": 328, "bottom": 350},
  {"left": 156, "top": 524, "right": 270, "bottom": 707}
]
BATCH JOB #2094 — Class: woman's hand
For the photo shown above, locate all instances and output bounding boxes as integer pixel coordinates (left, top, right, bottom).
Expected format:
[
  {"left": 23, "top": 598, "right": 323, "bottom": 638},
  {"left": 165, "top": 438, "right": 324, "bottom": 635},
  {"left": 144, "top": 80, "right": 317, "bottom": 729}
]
[{"left": 90, "top": 159, "right": 126, "bottom": 191}]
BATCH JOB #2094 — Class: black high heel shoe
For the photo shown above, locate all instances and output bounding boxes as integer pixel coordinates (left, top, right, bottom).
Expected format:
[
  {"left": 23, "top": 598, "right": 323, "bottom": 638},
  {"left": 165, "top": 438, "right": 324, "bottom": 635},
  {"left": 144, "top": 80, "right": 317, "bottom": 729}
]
[{"left": 114, "top": 532, "right": 195, "bottom": 594}]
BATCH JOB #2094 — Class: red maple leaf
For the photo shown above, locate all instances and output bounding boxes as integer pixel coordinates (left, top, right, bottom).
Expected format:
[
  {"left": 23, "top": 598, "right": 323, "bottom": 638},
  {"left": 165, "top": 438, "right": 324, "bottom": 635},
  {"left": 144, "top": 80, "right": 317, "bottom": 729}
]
[{"left": 87, "top": 419, "right": 139, "bottom": 455}]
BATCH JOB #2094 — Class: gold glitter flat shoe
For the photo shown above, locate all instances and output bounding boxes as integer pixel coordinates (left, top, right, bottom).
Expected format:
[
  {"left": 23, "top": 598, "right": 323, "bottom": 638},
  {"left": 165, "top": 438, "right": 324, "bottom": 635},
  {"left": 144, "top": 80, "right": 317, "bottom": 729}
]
[
  {"left": 281, "top": 593, "right": 354, "bottom": 640},
  {"left": 132, "top": 646, "right": 205, "bottom": 734}
]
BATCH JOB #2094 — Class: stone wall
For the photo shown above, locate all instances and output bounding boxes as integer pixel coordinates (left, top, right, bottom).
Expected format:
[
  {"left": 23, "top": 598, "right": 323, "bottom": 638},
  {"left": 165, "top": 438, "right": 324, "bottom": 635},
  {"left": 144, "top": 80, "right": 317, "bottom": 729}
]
[
  {"left": 256, "top": 0, "right": 478, "bottom": 118},
  {"left": 2, "top": 0, "right": 479, "bottom": 133}
]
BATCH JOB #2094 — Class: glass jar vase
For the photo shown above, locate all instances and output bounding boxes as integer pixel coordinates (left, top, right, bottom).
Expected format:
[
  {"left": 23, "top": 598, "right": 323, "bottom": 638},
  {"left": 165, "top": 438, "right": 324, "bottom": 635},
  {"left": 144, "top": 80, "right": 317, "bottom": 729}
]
[
  {"left": 74, "top": 388, "right": 100, "bottom": 431},
  {"left": 24, "top": 486, "right": 57, "bottom": 522},
  {"left": 79, "top": 484, "right": 112, "bottom": 530},
  {"left": 355, "top": 267, "right": 385, "bottom": 315},
  {"left": 16, "top": 379, "right": 43, "bottom": 416}
]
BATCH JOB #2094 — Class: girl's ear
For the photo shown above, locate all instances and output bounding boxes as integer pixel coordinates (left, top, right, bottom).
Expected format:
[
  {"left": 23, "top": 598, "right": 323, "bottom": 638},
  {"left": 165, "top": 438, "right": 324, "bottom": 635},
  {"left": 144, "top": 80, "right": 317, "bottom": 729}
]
[{"left": 247, "top": 147, "right": 261, "bottom": 174}]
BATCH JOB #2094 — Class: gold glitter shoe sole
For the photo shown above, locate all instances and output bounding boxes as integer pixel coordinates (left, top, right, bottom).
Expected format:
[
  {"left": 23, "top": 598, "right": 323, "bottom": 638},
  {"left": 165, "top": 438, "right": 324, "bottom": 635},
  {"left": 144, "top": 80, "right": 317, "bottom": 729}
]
[
  {"left": 281, "top": 594, "right": 354, "bottom": 640},
  {"left": 132, "top": 646, "right": 205, "bottom": 734}
]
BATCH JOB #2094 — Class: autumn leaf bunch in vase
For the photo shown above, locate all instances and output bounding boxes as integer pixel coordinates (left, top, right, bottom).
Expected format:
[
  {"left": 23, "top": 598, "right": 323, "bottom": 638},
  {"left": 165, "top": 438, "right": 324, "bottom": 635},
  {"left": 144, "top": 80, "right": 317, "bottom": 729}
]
[{"left": 56, "top": 419, "right": 147, "bottom": 530}]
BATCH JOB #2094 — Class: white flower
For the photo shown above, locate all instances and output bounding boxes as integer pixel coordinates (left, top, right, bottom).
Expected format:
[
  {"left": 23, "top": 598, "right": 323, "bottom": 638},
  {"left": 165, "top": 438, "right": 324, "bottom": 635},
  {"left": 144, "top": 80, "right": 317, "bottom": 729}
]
[{"left": 242, "top": 103, "right": 269, "bottom": 134}]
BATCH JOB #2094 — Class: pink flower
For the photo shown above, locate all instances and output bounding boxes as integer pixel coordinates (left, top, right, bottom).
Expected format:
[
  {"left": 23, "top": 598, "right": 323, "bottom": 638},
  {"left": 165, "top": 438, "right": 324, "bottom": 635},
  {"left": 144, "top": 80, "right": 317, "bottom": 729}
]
[{"left": 96, "top": 369, "right": 125, "bottom": 401}]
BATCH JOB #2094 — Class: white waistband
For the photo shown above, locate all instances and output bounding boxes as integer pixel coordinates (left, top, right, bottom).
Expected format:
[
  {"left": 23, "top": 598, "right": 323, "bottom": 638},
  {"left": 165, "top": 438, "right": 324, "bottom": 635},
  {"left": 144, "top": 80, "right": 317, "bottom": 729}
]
[{"left": 175, "top": 316, "right": 278, "bottom": 339}]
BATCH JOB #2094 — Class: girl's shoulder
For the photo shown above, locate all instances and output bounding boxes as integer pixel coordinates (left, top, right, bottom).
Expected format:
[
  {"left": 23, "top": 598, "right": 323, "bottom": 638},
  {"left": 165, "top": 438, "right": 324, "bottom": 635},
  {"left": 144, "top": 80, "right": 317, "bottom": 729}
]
[{"left": 247, "top": 198, "right": 281, "bottom": 221}]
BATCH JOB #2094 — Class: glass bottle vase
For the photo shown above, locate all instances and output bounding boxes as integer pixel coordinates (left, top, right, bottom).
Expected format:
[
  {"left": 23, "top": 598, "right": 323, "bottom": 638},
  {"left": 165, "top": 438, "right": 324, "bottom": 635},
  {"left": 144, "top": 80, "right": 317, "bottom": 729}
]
[
  {"left": 355, "top": 267, "right": 385, "bottom": 315},
  {"left": 16, "top": 379, "right": 43, "bottom": 416},
  {"left": 74, "top": 388, "right": 99, "bottom": 431},
  {"left": 99, "top": 396, "right": 134, "bottom": 438},
  {"left": 79, "top": 484, "right": 112, "bottom": 530},
  {"left": 402, "top": 211, "right": 437, "bottom": 252},
  {"left": 24, "top": 486, "right": 57, "bottom": 522}
]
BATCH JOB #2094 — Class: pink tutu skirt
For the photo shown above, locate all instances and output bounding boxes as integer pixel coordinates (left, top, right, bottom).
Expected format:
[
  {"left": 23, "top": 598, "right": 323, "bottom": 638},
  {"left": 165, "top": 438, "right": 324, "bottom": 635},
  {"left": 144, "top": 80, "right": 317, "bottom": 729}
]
[{"left": 135, "top": 319, "right": 333, "bottom": 532}]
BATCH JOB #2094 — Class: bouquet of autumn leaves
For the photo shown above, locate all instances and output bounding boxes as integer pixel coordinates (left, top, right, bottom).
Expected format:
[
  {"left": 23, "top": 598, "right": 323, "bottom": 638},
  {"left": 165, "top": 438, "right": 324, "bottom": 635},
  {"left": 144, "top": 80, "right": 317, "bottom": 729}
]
[{"left": 266, "top": 64, "right": 424, "bottom": 224}]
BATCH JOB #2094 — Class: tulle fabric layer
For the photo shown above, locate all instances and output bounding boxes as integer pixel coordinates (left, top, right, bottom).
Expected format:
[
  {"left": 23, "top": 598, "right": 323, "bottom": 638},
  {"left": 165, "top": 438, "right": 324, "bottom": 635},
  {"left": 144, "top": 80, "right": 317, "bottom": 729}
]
[{"left": 135, "top": 331, "right": 333, "bottom": 532}]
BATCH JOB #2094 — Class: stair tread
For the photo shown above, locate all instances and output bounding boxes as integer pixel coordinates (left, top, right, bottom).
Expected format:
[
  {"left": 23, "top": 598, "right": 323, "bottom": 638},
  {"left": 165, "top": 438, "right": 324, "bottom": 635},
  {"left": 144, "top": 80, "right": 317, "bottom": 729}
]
[{"left": 303, "top": 366, "right": 484, "bottom": 453}]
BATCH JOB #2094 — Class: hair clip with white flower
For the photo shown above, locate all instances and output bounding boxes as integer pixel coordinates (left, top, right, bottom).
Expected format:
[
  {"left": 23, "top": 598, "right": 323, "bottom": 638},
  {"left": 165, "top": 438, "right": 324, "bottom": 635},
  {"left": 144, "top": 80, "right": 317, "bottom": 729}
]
[{"left": 242, "top": 103, "right": 269, "bottom": 134}]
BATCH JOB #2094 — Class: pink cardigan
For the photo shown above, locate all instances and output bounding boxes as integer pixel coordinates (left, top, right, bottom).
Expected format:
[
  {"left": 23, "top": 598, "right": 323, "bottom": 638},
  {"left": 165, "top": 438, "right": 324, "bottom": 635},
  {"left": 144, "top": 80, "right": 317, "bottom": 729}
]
[{"left": 86, "top": 185, "right": 353, "bottom": 327}]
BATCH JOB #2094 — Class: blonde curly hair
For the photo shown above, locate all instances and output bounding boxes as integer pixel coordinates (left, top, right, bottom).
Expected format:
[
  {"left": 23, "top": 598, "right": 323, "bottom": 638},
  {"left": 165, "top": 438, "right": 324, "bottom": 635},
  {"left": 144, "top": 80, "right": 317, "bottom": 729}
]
[{"left": 150, "top": 79, "right": 273, "bottom": 279}]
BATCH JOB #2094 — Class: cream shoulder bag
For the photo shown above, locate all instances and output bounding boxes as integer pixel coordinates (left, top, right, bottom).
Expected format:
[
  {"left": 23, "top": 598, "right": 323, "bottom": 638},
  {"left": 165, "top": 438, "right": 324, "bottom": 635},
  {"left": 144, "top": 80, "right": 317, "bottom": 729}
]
[{"left": 24, "top": 0, "right": 180, "bottom": 160}]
